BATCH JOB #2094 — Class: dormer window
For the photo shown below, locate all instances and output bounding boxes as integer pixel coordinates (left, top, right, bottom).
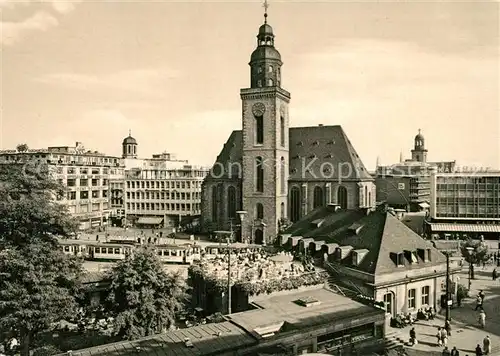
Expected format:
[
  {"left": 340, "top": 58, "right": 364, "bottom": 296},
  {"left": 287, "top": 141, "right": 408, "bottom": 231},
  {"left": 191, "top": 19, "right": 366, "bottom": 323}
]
[
  {"left": 411, "top": 251, "right": 418, "bottom": 264},
  {"left": 397, "top": 252, "right": 405, "bottom": 267},
  {"left": 426, "top": 248, "right": 431, "bottom": 262},
  {"left": 352, "top": 252, "right": 358, "bottom": 266}
]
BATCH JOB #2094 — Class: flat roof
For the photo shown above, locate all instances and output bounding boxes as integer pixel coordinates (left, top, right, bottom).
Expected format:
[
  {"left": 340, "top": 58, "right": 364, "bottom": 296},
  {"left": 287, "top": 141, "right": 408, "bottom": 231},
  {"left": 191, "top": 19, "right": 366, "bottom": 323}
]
[
  {"left": 61, "top": 321, "right": 256, "bottom": 356},
  {"left": 227, "top": 287, "right": 379, "bottom": 334}
]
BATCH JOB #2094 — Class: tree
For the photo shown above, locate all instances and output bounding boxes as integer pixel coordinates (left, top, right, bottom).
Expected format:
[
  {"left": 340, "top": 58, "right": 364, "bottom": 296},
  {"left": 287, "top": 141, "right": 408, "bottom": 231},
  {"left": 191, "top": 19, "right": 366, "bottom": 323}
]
[
  {"left": 16, "top": 144, "right": 29, "bottom": 153},
  {"left": 0, "top": 164, "right": 83, "bottom": 355},
  {"left": 460, "top": 238, "right": 489, "bottom": 265},
  {"left": 0, "top": 244, "right": 83, "bottom": 356},
  {"left": 105, "top": 247, "right": 188, "bottom": 340},
  {"left": 0, "top": 165, "right": 78, "bottom": 247}
]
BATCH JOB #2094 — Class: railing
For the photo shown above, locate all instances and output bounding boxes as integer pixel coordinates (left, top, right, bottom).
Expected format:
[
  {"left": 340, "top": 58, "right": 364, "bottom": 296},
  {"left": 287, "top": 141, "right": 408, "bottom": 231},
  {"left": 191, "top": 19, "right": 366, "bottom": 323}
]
[{"left": 324, "top": 261, "right": 365, "bottom": 296}]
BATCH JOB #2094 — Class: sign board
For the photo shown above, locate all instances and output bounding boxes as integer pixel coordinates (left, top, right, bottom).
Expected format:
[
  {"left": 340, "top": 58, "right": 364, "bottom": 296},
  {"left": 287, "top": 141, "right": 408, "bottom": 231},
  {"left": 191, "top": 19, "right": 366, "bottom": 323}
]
[{"left": 447, "top": 300, "right": 452, "bottom": 306}]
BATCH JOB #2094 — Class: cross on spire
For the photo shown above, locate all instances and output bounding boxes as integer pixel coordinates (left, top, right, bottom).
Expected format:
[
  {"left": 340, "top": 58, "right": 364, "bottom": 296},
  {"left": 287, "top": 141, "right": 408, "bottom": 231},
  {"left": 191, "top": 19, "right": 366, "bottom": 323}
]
[
  {"left": 263, "top": 0, "right": 269, "bottom": 23},
  {"left": 129, "top": 129, "right": 131, "bottom": 136}
]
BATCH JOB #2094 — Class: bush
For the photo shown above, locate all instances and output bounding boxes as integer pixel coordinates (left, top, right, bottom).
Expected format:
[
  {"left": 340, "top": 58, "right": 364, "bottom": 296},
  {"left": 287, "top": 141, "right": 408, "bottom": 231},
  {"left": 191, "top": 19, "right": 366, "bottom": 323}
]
[{"left": 457, "top": 284, "right": 469, "bottom": 300}]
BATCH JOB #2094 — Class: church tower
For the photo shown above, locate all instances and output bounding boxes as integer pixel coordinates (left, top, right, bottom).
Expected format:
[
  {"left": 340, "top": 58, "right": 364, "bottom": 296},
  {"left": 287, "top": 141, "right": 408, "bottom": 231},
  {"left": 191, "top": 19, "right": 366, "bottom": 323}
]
[
  {"left": 122, "top": 130, "right": 138, "bottom": 159},
  {"left": 240, "top": 3, "right": 290, "bottom": 244},
  {"left": 411, "top": 129, "right": 427, "bottom": 163}
]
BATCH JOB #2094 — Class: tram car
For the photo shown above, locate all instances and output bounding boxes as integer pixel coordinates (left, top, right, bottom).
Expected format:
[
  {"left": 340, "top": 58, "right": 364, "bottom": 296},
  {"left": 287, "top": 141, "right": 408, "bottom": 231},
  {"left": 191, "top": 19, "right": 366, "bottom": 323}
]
[
  {"left": 58, "top": 239, "right": 90, "bottom": 258},
  {"left": 203, "top": 243, "right": 264, "bottom": 260},
  {"left": 87, "top": 242, "right": 136, "bottom": 261},
  {"left": 155, "top": 244, "right": 202, "bottom": 265}
]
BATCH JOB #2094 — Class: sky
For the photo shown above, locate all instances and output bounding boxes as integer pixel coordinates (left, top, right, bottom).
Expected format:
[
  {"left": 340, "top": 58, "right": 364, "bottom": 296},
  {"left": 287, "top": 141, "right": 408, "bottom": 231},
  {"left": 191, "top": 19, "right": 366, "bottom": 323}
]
[{"left": 1, "top": 0, "right": 499, "bottom": 170}]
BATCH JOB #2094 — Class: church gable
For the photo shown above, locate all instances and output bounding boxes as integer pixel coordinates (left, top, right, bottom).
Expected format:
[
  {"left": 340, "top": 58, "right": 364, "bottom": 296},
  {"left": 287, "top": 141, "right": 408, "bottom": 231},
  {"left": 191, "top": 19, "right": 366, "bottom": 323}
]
[
  {"left": 288, "top": 126, "right": 372, "bottom": 181},
  {"left": 205, "top": 130, "right": 243, "bottom": 181}
]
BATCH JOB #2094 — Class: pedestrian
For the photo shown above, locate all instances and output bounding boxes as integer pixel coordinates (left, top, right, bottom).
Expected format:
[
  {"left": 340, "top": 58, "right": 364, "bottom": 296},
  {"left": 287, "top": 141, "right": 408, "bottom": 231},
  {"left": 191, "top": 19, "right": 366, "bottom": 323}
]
[
  {"left": 492, "top": 268, "right": 497, "bottom": 281},
  {"left": 441, "top": 327, "right": 448, "bottom": 347},
  {"left": 479, "top": 290, "right": 485, "bottom": 303},
  {"left": 476, "top": 344, "right": 483, "bottom": 356},
  {"left": 443, "top": 347, "right": 451, "bottom": 356},
  {"left": 451, "top": 346, "right": 460, "bottom": 356},
  {"left": 445, "top": 319, "right": 452, "bottom": 336},
  {"left": 409, "top": 327, "right": 417, "bottom": 346},
  {"left": 483, "top": 336, "right": 491, "bottom": 355},
  {"left": 479, "top": 310, "right": 486, "bottom": 328},
  {"left": 475, "top": 295, "right": 483, "bottom": 311},
  {"left": 437, "top": 327, "right": 443, "bottom": 346}
]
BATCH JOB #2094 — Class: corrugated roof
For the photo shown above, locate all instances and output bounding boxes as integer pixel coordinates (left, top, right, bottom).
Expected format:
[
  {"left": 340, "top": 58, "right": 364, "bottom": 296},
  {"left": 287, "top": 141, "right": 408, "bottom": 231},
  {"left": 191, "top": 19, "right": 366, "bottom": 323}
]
[
  {"left": 204, "top": 126, "right": 372, "bottom": 182},
  {"left": 283, "top": 208, "right": 446, "bottom": 275},
  {"left": 56, "top": 321, "right": 257, "bottom": 356}
]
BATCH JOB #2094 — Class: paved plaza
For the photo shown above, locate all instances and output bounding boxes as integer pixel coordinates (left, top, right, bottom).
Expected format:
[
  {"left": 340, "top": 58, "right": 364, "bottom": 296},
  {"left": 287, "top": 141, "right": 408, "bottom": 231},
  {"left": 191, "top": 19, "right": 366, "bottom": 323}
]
[{"left": 391, "top": 263, "right": 500, "bottom": 355}]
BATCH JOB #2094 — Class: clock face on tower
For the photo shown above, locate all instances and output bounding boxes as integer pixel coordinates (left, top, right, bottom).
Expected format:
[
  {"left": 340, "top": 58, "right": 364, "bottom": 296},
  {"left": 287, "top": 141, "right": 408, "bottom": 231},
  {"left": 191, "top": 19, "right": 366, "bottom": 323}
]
[{"left": 252, "top": 102, "right": 266, "bottom": 117}]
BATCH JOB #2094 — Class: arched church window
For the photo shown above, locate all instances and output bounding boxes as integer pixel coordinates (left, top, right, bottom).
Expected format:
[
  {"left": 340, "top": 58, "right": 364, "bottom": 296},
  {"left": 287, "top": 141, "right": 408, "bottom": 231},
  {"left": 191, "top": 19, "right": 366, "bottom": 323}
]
[
  {"left": 364, "top": 186, "right": 368, "bottom": 207},
  {"left": 127, "top": 145, "right": 131, "bottom": 154},
  {"left": 268, "top": 78, "right": 274, "bottom": 86},
  {"left": 211, "top": 186, "right": 218, "bottom": 222},
  {"left": 368, "top": 192, "right": 372, "bottom": 207},
  {"left": 280, "top": 157, "right": 286, "bottom": 194},
  {"left": 227, "top": 186, "right": 236, "bottom": 219},
  {"left": 313, "top": 186, "right": 324, "bottom": 209},
  {"left": 337, "top": 186, "right": 348, "bottom": 209},
  {"left": 256, "top": 157, "right": 264, "bottom": 193},
  {"left": 290, "top": 187, "right": 301, "bottom": 222},
  {"left": 255, "top": 115, "right": 264, "bottom": 144},
  {"left": 280, "top": 115, "right": 285, "bottom": 147},
  {"left": 256, "top": 203, "right": 264, "bottom": 219}
]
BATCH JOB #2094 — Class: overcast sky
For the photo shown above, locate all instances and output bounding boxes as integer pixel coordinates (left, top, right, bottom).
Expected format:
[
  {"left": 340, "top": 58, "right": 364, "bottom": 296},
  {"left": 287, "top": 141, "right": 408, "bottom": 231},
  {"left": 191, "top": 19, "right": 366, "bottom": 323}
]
[{"left": 1, "top": 0, "right": 499, "bottom": 169}]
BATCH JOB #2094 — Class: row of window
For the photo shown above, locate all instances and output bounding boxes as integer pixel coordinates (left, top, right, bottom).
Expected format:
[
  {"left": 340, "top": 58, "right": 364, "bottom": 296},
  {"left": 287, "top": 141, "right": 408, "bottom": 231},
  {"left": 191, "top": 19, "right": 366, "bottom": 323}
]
[
  {"left": 383, "top": 286, "right": 430, "bottom": 313},
  {"left": 67, "top": 202, "right": 108, "bottom": 214},
  {"left": 437, "top": 177, "right": 500, "bottom": 184},
  {"left": 126, "top": 170, "right": 207, "bottom": 180},
  {"left": 65, "top": 178, "right": 108, "bottom": 187},
  {"left": 437, "top": 191, "right": 499, "bottom": 198},
  {"left": 126, "top": 202, "right": 199, "bottom": 212},
  {"left": 67, "top": 191, "right": 108, "bottom": 200},
  {"left": 126, "top": 180, "right": 200, "bottom": 190},
  {"left": 126, "top": 191, "right": 200, "bottom": 200},
  {"left": 209, "top": 184, "right": 350, "bottom": 224}
]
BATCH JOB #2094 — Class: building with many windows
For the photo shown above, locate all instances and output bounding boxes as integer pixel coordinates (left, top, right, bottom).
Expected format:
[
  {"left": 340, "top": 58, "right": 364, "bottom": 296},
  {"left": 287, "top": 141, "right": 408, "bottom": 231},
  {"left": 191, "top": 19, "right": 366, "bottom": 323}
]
[
  {"left": 428, "top": 170, "right": 500, "bottom": 239},
  {"left": 0, "top": 142, "right": 124, "bottom": 230},
  {"left": 201, "top": 12, "right": 375, "bottom": 244},
  {"left": 109, "top": 133, "right": 209, "bottom": 228},
  {"left": 376, "top": 130, "right": 456, "bottom": 212}
]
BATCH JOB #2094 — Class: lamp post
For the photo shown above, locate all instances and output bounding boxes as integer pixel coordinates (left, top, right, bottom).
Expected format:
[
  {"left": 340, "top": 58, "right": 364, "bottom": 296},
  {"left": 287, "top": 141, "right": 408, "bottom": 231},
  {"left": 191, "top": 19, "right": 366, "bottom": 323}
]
[
  {"left": 442, "top": 250, "right": 453, "bottom": 321},
  {"left": 226, "top": 237, "right": 232, "bottom": 315},
  {"left": 236, "top": 211, "right": 247, "bottom": 243},
  {"left": 466, "top": 246, "right": 474, "bottom": 291}
]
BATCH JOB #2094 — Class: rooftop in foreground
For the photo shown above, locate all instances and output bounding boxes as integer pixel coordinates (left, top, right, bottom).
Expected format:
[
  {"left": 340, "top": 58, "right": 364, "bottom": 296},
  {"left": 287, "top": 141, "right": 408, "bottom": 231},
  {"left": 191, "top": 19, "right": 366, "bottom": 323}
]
[
  {"left": 227, "top": 287, "right": 379, "bottom": 338},
  {"left": 56, "top": 287, "right": 383, "bottom": 356}
]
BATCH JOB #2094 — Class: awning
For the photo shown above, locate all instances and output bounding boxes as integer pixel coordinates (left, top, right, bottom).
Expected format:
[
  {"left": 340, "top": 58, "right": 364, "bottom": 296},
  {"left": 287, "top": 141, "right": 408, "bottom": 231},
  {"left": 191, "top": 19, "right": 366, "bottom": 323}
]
[
  {"left": 430, "top": 223, "right": 500, "bottom": 233},
  {"left": 136, "top": 217, "right": 163, "bottom": 225},
  {"left": 419, "top": 202, "right": 430, "bottom": 208}
]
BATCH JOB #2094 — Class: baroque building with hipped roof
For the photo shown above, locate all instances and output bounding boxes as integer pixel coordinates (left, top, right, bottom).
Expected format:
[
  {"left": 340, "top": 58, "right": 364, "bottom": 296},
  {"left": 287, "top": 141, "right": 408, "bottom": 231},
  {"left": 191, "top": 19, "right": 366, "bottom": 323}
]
[{"left": 201, "top": 14, "right": 375, "bottom": 244}]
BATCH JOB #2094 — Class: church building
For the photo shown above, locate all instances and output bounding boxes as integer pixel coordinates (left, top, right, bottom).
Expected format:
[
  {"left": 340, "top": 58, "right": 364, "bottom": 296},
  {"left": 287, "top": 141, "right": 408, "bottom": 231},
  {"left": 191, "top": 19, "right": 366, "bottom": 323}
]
[{"left": 201, "top": 10, "right": 375, "bottom": 244}]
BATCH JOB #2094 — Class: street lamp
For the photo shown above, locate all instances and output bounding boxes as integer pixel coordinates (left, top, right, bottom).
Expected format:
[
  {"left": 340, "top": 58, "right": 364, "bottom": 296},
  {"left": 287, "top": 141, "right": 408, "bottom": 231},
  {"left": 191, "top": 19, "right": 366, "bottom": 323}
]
[
  {"left": 442, "top": 250, "right": 453, "bottom": 321},
  {"left": 226, "top": 237, "right": 232, "bottom": 315},
  {"left": 466, "top": 246, "right": 474, "bottom": 291},
  {"left": 236, "top": 211, "right": 247, "bottom": 243}
]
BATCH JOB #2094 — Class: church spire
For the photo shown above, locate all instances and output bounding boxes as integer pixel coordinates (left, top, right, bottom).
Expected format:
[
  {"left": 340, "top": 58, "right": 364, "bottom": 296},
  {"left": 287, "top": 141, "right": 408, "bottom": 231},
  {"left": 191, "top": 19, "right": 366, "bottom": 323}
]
[
  {"left": 263, "top": 0, "right": 269, "bottom": 24},
  {"left": 400, "top": 150, "right": 403, "bottom": 163}
]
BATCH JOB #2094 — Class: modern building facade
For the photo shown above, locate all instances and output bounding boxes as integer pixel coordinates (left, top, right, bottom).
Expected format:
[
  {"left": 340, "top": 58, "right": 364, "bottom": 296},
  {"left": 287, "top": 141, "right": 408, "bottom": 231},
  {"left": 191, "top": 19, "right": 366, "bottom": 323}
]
[
  {"left": 428, "top": 170, "right": 500, "bottom": 239},
  {"left": 376, "top": 130, "right": 455, "bottom": 212},
  {"left": 0, "top": 142, "right": 124, "bottom": 230},
  {"left": 110, "top": 133, "right": 209, "bottom": 228},
  {"left": 201, "top": 13, "right": 375, "bottom": 244}
]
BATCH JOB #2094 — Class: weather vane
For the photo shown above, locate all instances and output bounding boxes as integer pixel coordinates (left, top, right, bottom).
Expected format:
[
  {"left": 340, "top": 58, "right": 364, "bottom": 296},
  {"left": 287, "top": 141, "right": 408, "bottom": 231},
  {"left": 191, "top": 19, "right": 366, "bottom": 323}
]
[{"left": 263, "top": 0, "right": 269, "bottom": 24}]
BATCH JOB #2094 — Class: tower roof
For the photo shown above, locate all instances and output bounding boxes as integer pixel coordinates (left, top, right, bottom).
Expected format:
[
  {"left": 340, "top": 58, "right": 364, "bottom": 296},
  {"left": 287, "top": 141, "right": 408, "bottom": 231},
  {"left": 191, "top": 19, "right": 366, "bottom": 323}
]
[
  {"left": 250, "top": 46, "right": 281, "bottom": 62},
  {"left": 415, "top": 129, "right": 424, "bottom": 141},
  {"left": 122, "top": 130, "right": 137, "bottom": 145},
  {"left": 259, "top": 23, "right": 274, "bottom": 36}
]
